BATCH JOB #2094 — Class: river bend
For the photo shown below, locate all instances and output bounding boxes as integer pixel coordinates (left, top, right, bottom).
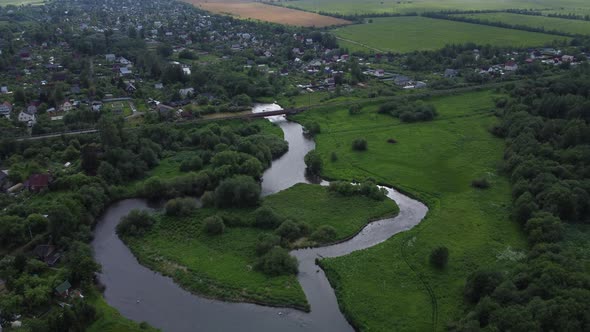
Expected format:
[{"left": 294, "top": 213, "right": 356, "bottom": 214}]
[{"left": 92, "top": 104, "right": 428, "bottom": 331}]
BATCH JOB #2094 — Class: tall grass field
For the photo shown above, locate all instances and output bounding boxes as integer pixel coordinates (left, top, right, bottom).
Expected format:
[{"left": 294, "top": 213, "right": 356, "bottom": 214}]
[{"left": 293, "top": 90, "right": 526, "bottom": 331}]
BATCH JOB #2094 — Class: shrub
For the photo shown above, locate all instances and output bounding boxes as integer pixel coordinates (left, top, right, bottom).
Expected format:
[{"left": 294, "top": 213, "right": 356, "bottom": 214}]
[
  {"left": 349, "top": 103, "right": 362, "bottom": 115},
  {"left": 352, "top": 138, "right": 367, "bottom": 151},
  {"left": 387, "top": 138, "right": 397, "bottom": 144},
  {"left": 310, "top": 225, "right": 338, "bottom": 243},
  {"left": 255, "top": 234, "right": 281, "bottom": 256},
  {"left": 464, "top": 269, "right": 504, "bottom": 303},
  {"left": 471, "top": 178, "right": 490, "bottom": 189},
  {"left": 253, "top": 207, "right": 283, "bottom": 229},
  {"left": 203, "top": 215, "right": 225, "bottom": 235},
  {"left": 255, "top": 247, "right": 298, "bottom": 276},
  {"left": 430, "top": 246, "right": 449, "bottom": 269},
  {"left": 330, "top": 151, "right": 338, "bottom": 162},
  {"left": 179, "top": 156, "right": 203, "bottom": 172},
  {"left": 201, "top": 191, "right": 215, "bottom": 207},
  {"left": 116, "top": 210, "right": 155, "bottom": 237},
  {"left": 214, "top": 175, "right": 261, "bottom": 208},
  {"left": 304, "top": 150, "right": 323, "bottom": 175},
  {"left": 165, "top": 197, "right": 199, "bottom": 216},
  {"left": 304, "top": 121, "right": 321, "bottom": 137},
  {"left": 275, "top": 220, "right": 302, "bottom": 241}
]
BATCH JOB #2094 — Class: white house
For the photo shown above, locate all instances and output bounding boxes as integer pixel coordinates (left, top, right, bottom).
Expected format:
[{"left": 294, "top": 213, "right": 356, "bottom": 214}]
[
  {"left": 18, "top": 111, "right": 36, "bottom": 126},
  {"left": 504, "top": 61, "right": 518, "bottom": 71},
  {"left": 60, "top": 101, "right": 73, "bottom": 112},
  {"left": 0, "top": 102, "right": 12, "bottom": 118},
  {"left": 179, "top": 88, "right": 194, "bottom": 98}
]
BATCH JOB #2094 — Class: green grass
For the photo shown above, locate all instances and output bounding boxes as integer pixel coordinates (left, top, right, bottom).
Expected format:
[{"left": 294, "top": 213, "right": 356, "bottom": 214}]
[
  {"left": 264, "top": 183, "right": 399, "bottom": 241},
  {"left": 0, "top": 0, "right": 44, "bottom": 5},
  {"left": 280, "top": 0, "right": 590, "bottom": 15},
  {"left": 292, "top": 90, "right": 526, "bottom": 331},
  {"left": 454, "top": 12, "right": 590, "bottom": 35},
  {"left": 103, "top": 102, "right": 133, "bottom": 117},
  {"left": 87, "top": 291, "right": 159, "bottom": 332},
  {"left": 124, "top": 184, "right": 398, "bottom": 310},
  {"left": 332, "top": 16, "right": 569, "bottom": 53}
]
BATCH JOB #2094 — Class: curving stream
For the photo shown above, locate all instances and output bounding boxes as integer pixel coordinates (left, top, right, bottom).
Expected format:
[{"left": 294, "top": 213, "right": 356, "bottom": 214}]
[{"left": 92, "top": 104, "right": 428, "bottom": 332}]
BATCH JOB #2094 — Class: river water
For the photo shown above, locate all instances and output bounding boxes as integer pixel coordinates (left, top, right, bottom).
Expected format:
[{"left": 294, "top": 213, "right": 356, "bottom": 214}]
[{"left": 92, "top": 104, "right": 428, "bottom": 331}]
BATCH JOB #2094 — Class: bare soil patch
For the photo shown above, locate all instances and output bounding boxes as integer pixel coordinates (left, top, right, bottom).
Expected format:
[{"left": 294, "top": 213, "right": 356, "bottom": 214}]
[{"left": 184, "top": 0, "right": 350, "bottom": 27}]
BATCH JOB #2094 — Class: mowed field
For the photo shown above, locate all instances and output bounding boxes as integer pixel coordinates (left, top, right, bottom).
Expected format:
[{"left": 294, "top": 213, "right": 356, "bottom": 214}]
[
  {"left": 275, "top": 0, "right": 590, "bottom": 15},
  {"left": 293, "top": 90, "right": 526, "bottom": 331},
  {"left": 0, "top": 0, "right": 43, "bottom": 5},
  {"left": 455, "top": 12, "right": 590, "bottom": 35},
  {"left": 183, "top": 0, "right": 349, "bottom": 27},
  {"left": 333, "top": 16, "right": 569, "bottom": 53}
]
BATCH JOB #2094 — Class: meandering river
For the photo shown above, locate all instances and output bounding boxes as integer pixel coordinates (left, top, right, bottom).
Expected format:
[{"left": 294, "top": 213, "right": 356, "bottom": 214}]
[{"left": 92, "top": 104, "right": 428, "bottom": 331}]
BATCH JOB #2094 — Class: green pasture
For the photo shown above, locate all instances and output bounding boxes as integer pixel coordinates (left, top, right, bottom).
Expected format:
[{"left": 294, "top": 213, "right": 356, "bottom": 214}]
[
  {"left": 454, "top": 12, "right": 590, "bottom": 35},
  {"left": 333, "top": 16, "right": 570, "bottom": 53},
  {"left": 0, "top": 0, "right": 44, "bottom": 5},
  {"left": 293, "top": 90, "right": 526, "bottom": 331},
  {"left": 281, "top": 0, "right": 590, "bottom": 15},
  {"left": 124, "top": 184, "right": 398, "bottom": 309}
]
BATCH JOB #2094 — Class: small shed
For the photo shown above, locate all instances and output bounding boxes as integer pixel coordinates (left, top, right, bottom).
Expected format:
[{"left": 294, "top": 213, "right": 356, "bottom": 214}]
[{"left": 55, "top": 280, "right": 72, "bottom": 297}]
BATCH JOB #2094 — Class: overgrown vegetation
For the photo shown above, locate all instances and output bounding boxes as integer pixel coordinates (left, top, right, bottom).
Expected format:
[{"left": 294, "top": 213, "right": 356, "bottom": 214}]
[{"left": 452, "top": 65, "right": 590, "bottom": 331}]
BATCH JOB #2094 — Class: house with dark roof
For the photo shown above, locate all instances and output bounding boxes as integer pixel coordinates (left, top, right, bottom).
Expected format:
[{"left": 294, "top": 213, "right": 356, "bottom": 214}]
[
  {"left": 24, "top": 173, "right": 51, "bottom": 192},
  {"left": 33, "top": 244, "right": 61, "bottom": 266}
]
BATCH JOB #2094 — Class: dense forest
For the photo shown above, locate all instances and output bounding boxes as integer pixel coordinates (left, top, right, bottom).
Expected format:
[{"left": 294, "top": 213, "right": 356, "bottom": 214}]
[{"left": 453, "top": 64, "right": 590, "bottom": 331}]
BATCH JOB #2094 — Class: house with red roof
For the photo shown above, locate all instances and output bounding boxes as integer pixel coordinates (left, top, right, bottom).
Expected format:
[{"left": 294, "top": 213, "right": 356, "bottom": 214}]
[{"left": 24, "top": 173, "right": 51, "bottom": 193}]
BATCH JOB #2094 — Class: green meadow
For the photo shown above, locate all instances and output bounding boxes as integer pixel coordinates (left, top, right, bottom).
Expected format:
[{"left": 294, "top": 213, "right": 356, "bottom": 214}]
[
  {"left": 0, "top": 0, "right": 44, "bottom": 5},
  {"left": 333, "top": 17, "right": 568, "bottom": 53},
  {"left": 123, "top": 184, "right": 398, "bottom": 310},
  {"left": 455, "top": 12, "right": 590, "bottom": 35},
  {"left": 281, "top": 0, "right": 590, "bottom": 15},
  {"left": 293, "top": 90, "right": 526, "bottom": 331}
]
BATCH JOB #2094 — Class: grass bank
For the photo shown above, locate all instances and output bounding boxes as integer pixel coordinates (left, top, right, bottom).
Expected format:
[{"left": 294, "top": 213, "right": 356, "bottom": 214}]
[
  {"left": 293, "top": 90, "right": 526, "bottom": 331},
  {"left": 123, "top": 184, "right": 398, "bottom": 310},
  {"left": 332, "top": 16, "right": 569, "bottom": 53},
  {"left": 86, "top": 291, "right": 159, "bottom": 332}
]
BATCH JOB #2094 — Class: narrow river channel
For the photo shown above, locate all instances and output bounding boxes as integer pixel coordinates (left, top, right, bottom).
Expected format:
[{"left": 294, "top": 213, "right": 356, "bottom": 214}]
[{"left": 92, "top": 104, "right": 428, "bottom": 332}]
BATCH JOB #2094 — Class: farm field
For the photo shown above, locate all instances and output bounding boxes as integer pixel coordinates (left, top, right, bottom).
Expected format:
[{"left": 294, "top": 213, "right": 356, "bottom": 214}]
[
  {"left": 182, "top": 0, "right": 349, "bottom": 27},
  {"left": 123, "top": 184, "right": 398, "bottom": 309},
  {"left": 0, "top": 0, "right": 43, "bottom": 5},
  {"left": 454, "top": 12, "right": 590, "bottom": 35},
  {"left": 274, "top": 0, "right": 590, "bottom": 15},
  {"left": 293, "top": 90, "right": 526, "bottom": 331},
  {"left": 332, "top": 16, "right": 569, "bottom": 53}
]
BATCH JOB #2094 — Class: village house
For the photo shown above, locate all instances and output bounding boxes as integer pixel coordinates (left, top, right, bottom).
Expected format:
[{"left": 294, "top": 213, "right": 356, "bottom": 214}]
[
  {"left": 444, "top": 68, "right": 459, "bottom": 78},
  {"left": 60, "top": 100, "right": 73, "bottom": 112},
  {"left": 504, "top": 61, "right": 518, "bottom": 71},
  {"left": 105, "top": 54, "right": 116, "bottom": 62},
  {"left": 55, "top": 280, "right": 71, "bottom": 298},
  {"left": 179, "top": 87, "right": 194, "bottom": 98},
  {"left": 0, "top": 170, "right": 10, "bottom": 192},
  {"left": 562, "top": 55, "right": 575, "bottom": 63},
  {"left": 18, "top": 111, "right": 36, "bottom": 126},
  {"left": 24, "top": 173, "right": 51, "bottom": 192},
  {"left": 33, "top": 244, "right": 61, "bottom": 266},
  {"left": 0, "top": 101, "right": 12, "bottom": 118}
]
